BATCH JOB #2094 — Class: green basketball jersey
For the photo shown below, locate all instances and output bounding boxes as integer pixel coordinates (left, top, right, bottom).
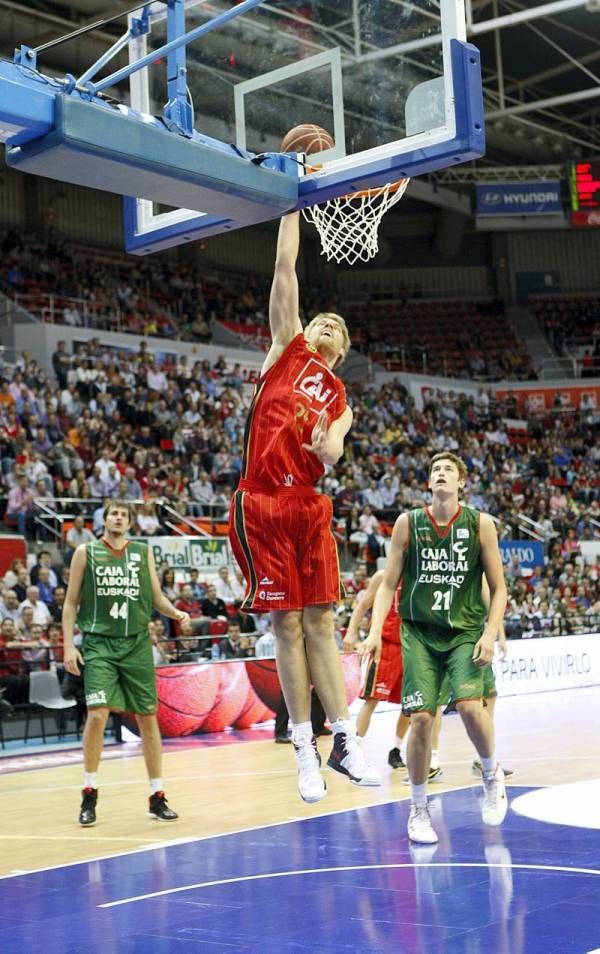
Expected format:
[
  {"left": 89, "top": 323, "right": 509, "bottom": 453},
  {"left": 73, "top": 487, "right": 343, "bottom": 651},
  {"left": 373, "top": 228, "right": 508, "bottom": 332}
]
[
  {"left": 399, "top": 505, "right": 486, "bottom": 650},
  {"left": 77, "top": 539, "right": 153, "bottom": 637}
]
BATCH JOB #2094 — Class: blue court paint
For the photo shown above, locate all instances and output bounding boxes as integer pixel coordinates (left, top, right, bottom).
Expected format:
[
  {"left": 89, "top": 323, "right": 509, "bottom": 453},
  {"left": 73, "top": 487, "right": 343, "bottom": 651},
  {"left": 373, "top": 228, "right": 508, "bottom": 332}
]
[{"left": 2, "top": 787, "right": 600, "bottom": 953}]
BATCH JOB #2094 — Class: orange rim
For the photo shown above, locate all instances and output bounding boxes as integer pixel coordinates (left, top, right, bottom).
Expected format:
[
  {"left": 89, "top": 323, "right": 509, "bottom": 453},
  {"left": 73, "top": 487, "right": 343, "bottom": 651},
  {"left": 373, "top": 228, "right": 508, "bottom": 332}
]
[
  {"left": 345, "top": 178, "right": 410, "bottom": 200},
  {"left": 303, "top": 167, "right": 410, "bottom": 202}
]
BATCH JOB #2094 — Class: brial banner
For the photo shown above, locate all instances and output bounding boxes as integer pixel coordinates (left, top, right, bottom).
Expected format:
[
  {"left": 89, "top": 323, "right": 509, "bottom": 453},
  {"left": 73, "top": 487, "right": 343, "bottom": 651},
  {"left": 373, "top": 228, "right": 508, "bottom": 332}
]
[{"left": 140, "top": 536, "right": 230, "bottom": 571}]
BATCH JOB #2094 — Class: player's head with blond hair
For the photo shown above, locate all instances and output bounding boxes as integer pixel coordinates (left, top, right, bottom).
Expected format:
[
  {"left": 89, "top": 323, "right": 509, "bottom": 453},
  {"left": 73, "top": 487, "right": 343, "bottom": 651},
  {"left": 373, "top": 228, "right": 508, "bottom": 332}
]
[{"left": 304, "top": 312, "right": 350, "bottom": 369}]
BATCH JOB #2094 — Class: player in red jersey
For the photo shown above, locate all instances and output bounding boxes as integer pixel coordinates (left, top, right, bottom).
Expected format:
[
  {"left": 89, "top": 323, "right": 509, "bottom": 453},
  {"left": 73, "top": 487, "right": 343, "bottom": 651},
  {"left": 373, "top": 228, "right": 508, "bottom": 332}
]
[
  {"left": 343, "top": 571, "right": 409, "bottom": 758},
  {"left": 229, "top": 212, "right": 380, "bottom": 803},
  {"left": 344, "top": 570, "right": 444, "bottom": 778}
]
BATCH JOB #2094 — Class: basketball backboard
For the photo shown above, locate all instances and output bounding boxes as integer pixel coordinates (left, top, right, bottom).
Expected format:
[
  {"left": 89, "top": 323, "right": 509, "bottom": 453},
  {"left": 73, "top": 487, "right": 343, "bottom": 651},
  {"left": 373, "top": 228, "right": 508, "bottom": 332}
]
[
  {"left": 0, "top": 0, "right": 482, "bottom": 254},
  {"left": 125, "top": 0, "right": 483, "bottom": 253}
]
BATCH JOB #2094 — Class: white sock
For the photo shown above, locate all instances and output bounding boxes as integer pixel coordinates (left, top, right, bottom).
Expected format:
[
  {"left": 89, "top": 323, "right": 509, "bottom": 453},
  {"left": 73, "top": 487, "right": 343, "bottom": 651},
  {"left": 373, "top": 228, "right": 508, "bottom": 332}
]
[
  {"left": 84, "top": 772, "right": 97, "bottom": 789},
  {"left": 149, "top": 778, "right": 163, "bottom": 795},
  {"left": 411, "top": 782, "right": 428, "bottom": 807},
  {"left": 481, "top": 755, "right": 496, "bottom": 775},
  {"left": 332, "top": 718, "right": 353, "bottom": 736},
  {"left": 290, "top": 721, "right": 313, "bottom": 746},
  {"left": 430, "top": 749, "right": 440, "bottom": 770}
]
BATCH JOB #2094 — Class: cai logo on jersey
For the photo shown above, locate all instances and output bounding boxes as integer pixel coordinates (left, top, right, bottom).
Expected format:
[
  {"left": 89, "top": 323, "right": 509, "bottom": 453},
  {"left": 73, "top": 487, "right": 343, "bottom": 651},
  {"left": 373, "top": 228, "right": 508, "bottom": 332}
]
[
  {"left": 293, "top": 359, "right": 337, "bottom": 414},
  {"left": 417, "top": 544, "right": 469, "bottom": 588},
  {"left": 94, "top": 562, "right": 140, "bottom": 599},
  {"left": 402, "top": 690, "right": 424, "bottom": 711}
]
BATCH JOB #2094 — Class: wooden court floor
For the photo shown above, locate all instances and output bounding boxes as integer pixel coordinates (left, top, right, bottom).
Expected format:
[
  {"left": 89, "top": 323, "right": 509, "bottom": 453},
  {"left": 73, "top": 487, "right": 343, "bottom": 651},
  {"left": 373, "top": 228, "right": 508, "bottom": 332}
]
[{"left": 0, "top": 686, "right": 598, "bottom": 879}]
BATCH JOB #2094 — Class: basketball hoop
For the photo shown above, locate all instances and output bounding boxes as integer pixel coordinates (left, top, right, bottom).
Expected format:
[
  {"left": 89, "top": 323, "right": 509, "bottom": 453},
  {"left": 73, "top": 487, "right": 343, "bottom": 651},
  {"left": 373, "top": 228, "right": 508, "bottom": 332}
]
[{"left": 303, "top": 178, "right": 410, "bottom": 266}]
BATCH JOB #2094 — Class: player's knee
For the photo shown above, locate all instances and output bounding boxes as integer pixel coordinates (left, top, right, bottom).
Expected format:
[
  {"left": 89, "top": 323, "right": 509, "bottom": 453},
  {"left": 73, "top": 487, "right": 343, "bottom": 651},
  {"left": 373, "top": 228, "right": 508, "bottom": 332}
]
[
  {"left": 86, "top": 707, "right": 110, "bottom": 729},
  {"left": 456, "top": 699, "right": 482, "bottom": 724},
  {"left": 410, "top": 711, "right": 434, "bottom": 735},
  {"left": 272, "top": 613, "right": 303, "bottom": 647},
  {"left": 135, "top": 712, "right": 159, "bottom": 732}
]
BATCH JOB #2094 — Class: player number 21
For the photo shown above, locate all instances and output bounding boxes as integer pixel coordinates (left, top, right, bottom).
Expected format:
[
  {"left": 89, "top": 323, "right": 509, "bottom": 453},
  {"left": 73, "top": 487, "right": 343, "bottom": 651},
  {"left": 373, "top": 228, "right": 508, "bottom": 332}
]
[
  {"left": 109, "top": 601, "right": 128, "bottom": 620},
  {"left": 432, "top": 590, "right": 451, "bottom": 611}
]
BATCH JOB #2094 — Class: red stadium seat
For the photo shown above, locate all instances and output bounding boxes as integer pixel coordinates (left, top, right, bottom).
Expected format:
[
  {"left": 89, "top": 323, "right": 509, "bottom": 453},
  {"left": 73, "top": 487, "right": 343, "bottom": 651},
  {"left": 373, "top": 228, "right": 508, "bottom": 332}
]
[{"left": 209, "top": 620, "right": 228, "bottom": 636}]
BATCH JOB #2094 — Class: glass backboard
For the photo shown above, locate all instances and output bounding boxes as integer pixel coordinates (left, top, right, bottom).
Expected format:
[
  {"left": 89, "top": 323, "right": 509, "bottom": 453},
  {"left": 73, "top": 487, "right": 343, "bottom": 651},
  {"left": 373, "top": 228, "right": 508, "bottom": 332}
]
[{"left": 125, "top": 0, "right": 483, "bottom": 252}]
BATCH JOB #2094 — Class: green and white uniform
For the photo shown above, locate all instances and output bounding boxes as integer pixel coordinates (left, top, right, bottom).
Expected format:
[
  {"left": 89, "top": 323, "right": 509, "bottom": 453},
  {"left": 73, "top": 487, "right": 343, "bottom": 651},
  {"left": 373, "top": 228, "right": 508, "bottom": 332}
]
[
  {"left": 79, "top": 539, "right": 157, "bottom": 714},
  {"left": 399, "top": 505, "right": 488, "bottom": 713}
]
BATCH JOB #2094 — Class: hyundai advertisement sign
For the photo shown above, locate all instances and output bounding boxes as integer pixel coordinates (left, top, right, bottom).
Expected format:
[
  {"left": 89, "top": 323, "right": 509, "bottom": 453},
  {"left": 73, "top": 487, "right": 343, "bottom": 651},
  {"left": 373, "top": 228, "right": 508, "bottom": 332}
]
[
  {"left": 500, "top": 540, "right": 545, "bottom": 571},
  {"left": 476, "top": 182, "right": 562, "bottom": 215}
]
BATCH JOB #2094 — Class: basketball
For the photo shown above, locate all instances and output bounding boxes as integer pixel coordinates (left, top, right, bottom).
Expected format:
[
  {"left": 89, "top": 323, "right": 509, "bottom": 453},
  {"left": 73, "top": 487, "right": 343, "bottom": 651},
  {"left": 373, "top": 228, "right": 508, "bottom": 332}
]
[
  {"left": 234, "top": 683, "right": 274, "bottom": 729},
  {"left": 200, "top": 662, "right": 250, "bottom": 733},
  {"left": 154, "top": 664, "right": 220, "bottom": 737},
  {"left": 245, "top": 659, "right": 283, "bottom": 711},
  {"left": 280, "top": 123, "right": 334, "bottom": 155}
]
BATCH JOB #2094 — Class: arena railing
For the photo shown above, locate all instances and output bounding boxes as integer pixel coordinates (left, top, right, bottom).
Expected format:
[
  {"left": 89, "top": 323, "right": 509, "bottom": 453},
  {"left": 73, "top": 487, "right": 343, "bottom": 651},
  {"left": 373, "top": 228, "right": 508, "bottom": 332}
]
[
  {"left": 32, "top": 496, "right": 143, "bottom": 541},
  {"left": 28, "top": 496, "right": 230, "bottom": 542}
]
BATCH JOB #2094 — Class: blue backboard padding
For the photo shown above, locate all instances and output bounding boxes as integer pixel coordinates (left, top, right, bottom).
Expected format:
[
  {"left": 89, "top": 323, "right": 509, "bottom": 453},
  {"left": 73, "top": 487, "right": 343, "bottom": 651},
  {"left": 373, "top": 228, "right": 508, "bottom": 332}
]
[
  {"left": 298, "top": 41, "right": 484, "bottom": 206},
  {"left": 123, "top": 197, "right": 232, "bottom": 254},
  {"left": 0, "top": 62, "right": 55, "bottom": 145},
  {"left": 6, "top": 94, "right": 297, "bottom": 220}
]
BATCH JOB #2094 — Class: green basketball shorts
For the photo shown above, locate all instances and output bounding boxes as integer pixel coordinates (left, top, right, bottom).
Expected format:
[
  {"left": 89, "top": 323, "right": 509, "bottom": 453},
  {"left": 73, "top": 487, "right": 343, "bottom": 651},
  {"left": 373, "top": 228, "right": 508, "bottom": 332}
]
[
  {"left": 401, "top": 620, "right": 484, "bottom": 714},
  {"left": 82, "top": 631, "right": 157, "bottom": 715},
  {"left": 437, "top": 661, "right": 496, "bottom": 707}
]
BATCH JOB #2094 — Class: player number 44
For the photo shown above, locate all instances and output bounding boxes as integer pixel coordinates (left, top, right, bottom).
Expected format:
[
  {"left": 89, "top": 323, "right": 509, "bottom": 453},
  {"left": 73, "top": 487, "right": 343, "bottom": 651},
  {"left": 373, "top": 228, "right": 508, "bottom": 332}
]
[
  {"left": 432, "top": 590, "right": 451, "bottom": 612},
  {"left": 109, "top": 601, "right": 128, "bottom": 620}
]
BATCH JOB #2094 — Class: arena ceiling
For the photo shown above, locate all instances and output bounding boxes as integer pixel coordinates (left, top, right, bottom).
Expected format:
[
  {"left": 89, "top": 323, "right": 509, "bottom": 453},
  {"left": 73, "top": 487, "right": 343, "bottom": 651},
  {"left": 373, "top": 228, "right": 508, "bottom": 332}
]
[{"left": 0, "top": 0, "right": 599, "bottom": 182}]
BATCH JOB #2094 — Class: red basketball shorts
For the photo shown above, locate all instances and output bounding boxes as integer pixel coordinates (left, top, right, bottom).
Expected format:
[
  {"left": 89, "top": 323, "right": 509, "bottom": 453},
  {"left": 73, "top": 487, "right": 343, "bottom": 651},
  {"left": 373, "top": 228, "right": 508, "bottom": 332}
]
[
  {"left": 229, "top": 488, "right": 342, "bottom": 613},
  {"left": 360, "top": 636, "right": 403, "bottom": 703}
]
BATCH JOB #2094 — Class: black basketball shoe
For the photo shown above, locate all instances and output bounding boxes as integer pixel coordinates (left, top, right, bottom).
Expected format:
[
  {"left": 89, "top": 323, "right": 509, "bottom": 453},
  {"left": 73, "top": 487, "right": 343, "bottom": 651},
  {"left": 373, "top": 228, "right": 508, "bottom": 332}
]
[
  {"left": 148, "top": 791, "right": 178, "bottom": 820},
  {"left": 387, "top": 747, "right": 405, "bottom": 770},
  {"left": 79, "top": 787, "right": 98, "bottom": 826},
  {"left": 327, "top": 727, "right": 381, "bottom": 786}
]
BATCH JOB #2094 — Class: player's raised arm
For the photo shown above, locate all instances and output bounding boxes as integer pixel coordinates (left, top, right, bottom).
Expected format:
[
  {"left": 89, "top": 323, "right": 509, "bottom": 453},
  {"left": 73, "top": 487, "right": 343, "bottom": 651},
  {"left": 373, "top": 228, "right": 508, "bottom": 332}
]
[
  {"left": 358, "top": 513, "right": 409, "bottom": 662},
  {"left": 62, "top": 544, "right": 87, "bottom": 675},
  {"left": 343, "top": 570, "right": 383, "bottom": 651},
  {"left": 473, "top": 514, "right": 507, "bottom": 667},
  {"left": 266, "top": 213, "right": 303, "bottom": 359}
]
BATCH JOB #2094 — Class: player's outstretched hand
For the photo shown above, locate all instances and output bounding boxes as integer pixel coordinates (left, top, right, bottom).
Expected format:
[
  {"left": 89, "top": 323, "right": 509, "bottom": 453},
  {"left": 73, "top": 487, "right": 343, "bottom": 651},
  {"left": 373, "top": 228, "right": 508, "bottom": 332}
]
[
  {"left": 356, "top": 631, "right": 382, "bottom": 664},
  {"left": 472, "top": 633, "right": 494, "bottom": 667},
  {"left": 302, "top": 410, "right": 329, "bottom": 461},
  {"left": 64, "top": 646, "right": 84, "bottom": 677},
  {"left": 175, "top": 611, "right": 191, "bottom": 628}
]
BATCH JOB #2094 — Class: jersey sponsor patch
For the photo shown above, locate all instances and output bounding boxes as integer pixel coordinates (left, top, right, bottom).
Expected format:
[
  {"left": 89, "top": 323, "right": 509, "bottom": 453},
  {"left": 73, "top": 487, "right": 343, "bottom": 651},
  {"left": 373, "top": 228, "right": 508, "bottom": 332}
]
[
  {"left": 457, "top": 528, "right": 469, "bottom": 539},
  {"left": 402, "top": 690, "right": 424, "bottom": 711},
  {"left": 258, "top": 589, "right": 286, "bottom": 601},
  {"left": 86, "top": 689, "right": 107, "bottom": 706},
  {"left": 259, "top": 577, "right": 274, "bottom": 585},
  {"left": 293, "top": 358, "right": 337, "bottom": 414}
]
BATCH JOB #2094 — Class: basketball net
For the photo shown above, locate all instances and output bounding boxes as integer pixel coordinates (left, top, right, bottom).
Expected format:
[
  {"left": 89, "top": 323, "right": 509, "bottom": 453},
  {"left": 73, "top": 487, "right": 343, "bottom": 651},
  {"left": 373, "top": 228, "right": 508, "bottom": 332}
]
[{"left": 303, "top": 178, "right": 410, "bottom": 266}]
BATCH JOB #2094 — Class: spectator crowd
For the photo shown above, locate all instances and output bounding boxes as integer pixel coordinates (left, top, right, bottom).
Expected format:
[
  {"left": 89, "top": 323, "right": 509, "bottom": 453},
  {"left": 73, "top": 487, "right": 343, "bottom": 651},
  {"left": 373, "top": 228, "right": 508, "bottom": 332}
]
[{"left": 1, "top": 230, "right": 599, "bottom": 721}]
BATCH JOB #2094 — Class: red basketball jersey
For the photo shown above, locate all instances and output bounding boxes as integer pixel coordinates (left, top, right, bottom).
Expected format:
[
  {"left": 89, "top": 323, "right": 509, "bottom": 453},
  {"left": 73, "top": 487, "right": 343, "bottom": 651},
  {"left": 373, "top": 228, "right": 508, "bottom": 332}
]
[{"left": 241, "top": 334, "right": 346, "bottom": 492}]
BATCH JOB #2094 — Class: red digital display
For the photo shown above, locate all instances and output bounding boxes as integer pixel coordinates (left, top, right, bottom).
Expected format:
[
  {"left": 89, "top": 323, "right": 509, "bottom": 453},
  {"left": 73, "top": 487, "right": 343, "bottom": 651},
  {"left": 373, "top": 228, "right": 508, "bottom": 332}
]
[{"left": 570, "top": 161, "right": 600, "bottom": 227}]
